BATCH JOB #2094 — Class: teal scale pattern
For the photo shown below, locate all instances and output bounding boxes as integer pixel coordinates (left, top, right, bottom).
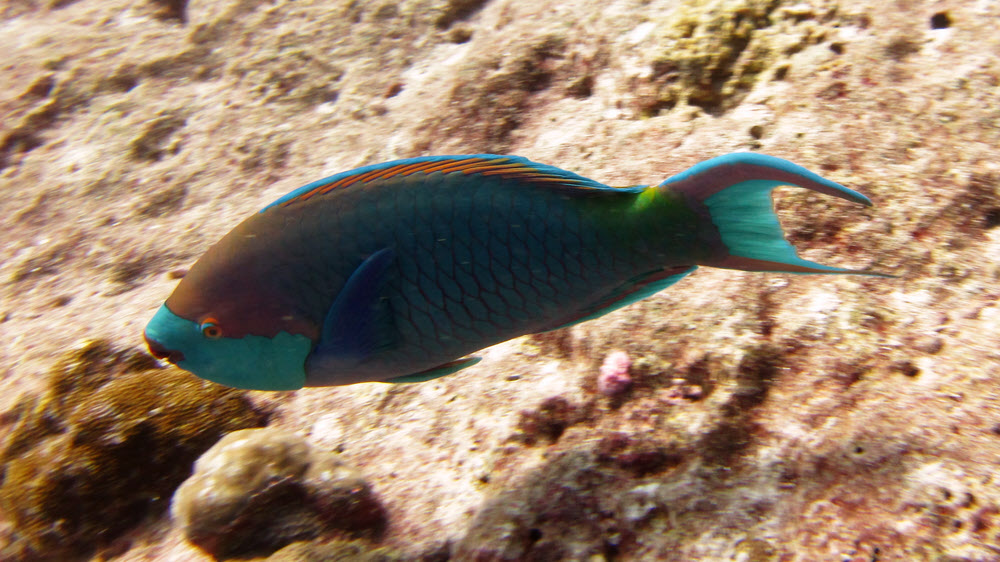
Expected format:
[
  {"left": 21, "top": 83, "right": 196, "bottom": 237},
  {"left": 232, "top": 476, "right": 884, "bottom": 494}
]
[{"left": 260, "top": 169, "right": 695, "bottom": 382}]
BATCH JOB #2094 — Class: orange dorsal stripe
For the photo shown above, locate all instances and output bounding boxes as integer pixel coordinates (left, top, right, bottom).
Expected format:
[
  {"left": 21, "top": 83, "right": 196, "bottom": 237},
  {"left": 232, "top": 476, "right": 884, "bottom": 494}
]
[{"left": 277, "top": 157, "right": 604, "bottom": 208}]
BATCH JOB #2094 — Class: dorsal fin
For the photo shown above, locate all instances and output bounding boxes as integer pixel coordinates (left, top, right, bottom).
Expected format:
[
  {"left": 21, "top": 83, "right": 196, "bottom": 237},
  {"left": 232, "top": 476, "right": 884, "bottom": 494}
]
[{"left": 263, "top": 155, "right": 631, "bottom": 212}]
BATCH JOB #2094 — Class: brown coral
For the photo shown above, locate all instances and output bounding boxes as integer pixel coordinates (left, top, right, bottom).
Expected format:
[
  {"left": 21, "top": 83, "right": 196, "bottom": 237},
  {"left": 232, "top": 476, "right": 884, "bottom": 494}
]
[{"left": 0, "top": 341, "right": 266, "bottom": 560}]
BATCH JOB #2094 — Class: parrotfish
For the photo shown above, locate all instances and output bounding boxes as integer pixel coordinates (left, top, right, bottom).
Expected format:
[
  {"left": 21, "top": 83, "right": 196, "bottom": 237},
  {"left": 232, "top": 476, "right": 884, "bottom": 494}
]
[{"left": 144, "top": 153, "right": 884, "bottom": 390}]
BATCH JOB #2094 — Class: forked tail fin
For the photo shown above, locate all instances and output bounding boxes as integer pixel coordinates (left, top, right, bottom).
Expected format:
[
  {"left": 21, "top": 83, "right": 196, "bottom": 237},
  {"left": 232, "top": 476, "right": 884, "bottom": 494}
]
[{"left": 662, "top": 153, "right": 890, "bottom": 276}]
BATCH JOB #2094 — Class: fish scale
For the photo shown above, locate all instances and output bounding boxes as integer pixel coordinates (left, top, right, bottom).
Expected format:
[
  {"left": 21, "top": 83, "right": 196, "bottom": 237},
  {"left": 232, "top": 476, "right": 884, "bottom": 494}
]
[
  {"left": 378, "top": 175, "right": 615, "bottom": 370},
  {"left": 144, "top": 153, "right": 886, "bottom": 390}
]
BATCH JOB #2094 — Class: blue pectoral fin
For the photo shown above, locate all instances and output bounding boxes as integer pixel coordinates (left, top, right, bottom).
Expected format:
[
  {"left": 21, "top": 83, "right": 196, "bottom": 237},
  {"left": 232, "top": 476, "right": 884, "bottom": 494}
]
[
  {"left": 309, "top": 248, "right": 398, "bottom": 370},
  {"left": 385, "top": 356, "right": 482, "bottom": 383}
]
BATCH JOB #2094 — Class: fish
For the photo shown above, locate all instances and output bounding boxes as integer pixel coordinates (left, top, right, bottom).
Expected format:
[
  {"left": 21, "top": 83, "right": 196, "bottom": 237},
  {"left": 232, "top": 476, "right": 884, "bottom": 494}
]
[{"left": 144, "top": 153, "right": 886, "bottom": 390}]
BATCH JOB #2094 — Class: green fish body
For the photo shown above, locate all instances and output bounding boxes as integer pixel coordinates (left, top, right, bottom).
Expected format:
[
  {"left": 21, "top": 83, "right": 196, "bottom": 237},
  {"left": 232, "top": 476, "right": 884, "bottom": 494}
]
[{"left": 144, "top": 153, "right": 881, "bottom": 390}]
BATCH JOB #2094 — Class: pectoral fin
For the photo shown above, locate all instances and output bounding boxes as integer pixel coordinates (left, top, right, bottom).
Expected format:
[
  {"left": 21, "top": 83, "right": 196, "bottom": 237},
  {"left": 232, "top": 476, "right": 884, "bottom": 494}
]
[{"left": 307, "top": 248, "right": 397, "bottom": 374}]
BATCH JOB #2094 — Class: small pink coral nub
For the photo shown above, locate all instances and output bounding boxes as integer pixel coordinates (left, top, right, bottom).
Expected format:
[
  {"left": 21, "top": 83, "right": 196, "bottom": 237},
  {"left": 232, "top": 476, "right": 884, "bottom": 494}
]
[{"left": 598, "top": 350, "right": 632, "bottom": 396}]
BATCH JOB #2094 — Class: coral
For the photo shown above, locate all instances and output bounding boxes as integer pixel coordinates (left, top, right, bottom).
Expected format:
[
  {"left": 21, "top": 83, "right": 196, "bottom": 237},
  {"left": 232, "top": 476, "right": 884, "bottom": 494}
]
[
  {"left": 172, "top": 427, "right": 386, "bottom": 560},
  {"left": 635, "top": 0, "right": 788, "bottom": 116},
  {"left": 0, "top": 340, "right": 266, "bottom": 561},
  {"left": 597, "top": 349, "right": 632, "bottom": 397}
]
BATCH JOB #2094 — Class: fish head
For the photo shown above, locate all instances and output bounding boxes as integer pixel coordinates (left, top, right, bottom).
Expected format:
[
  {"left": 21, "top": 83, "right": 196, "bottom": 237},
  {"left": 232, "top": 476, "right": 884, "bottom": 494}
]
[
  {"left": 144, "top": 303, "right": 312, "bottom": 390},
  {"left": 143, "top": 218, "right": 318, "bottom": 391}
]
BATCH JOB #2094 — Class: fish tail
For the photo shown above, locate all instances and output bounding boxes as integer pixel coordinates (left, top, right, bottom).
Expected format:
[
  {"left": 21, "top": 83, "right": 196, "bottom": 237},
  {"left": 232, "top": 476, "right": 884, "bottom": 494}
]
[{"left": 662, "top": 153, "right": 890, "bottom": 276}]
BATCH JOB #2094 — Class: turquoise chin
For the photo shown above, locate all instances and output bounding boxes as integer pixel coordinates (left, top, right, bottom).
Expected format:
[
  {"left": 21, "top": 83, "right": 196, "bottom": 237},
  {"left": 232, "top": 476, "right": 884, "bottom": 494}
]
[{"left": 143, "top": 304, "right": 312, "bottom": 391}]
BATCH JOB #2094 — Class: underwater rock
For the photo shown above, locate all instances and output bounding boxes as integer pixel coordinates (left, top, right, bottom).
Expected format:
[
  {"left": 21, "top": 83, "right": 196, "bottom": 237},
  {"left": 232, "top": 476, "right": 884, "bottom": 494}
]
[
  {"left": 265, "top": 539, "right": 406, "bottom": 562},
  {"left": 510, "top": 396, "right": 592, "bottom": 446},
  {"left": 0, "top": 340, "right": 266, "bottom": 561},
  {"left": 172, "top": 427, "right": 385, "bottom": 560},
  {"left": 595, "top": 432, "right": 684, "bottom": 477}
]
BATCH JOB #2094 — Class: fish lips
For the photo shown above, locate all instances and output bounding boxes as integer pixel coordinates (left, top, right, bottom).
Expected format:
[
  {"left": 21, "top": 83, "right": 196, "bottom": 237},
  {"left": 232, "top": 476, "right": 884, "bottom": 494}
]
[{"left": 144, "top": 331, "right": 186, "bottom": 364}]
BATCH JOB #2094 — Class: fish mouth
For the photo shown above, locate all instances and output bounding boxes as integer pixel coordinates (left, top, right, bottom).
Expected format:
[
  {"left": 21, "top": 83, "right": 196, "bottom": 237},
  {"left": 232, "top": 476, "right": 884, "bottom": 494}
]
[{"left": 144, "top": 332, "right": 186, "bottom": 364}]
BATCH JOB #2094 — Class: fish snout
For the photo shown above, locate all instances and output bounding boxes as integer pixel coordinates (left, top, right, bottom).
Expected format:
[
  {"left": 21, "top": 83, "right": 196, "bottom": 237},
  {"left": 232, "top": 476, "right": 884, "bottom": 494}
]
[{"left": 144, "top": 331, "right": 186, "bottom": 364}]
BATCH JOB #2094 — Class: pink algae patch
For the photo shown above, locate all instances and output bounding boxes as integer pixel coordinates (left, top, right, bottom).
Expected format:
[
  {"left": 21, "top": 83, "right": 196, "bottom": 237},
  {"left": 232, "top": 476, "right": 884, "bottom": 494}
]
[{"left": 597, "top": 350, "right": 632, "bottom": 396}]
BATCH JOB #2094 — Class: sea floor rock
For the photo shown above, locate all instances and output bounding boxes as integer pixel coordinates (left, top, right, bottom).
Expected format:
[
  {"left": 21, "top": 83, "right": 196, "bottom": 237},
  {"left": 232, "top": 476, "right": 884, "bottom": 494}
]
[
  {"left": 172, "top": 428, "right": 385, "bottom": 560},
  {"left": 264, "top": 539, "right": 406, "bottom": 562}
]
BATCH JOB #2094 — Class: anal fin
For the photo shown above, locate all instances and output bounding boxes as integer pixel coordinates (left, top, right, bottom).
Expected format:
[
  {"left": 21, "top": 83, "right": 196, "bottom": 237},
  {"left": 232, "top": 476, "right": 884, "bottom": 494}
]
[
  {"left": 544, "top": 266, "right": 695, "bottom": 331},
  {"left": 385, "top": 356, "right": 482, "bottom": 383}
]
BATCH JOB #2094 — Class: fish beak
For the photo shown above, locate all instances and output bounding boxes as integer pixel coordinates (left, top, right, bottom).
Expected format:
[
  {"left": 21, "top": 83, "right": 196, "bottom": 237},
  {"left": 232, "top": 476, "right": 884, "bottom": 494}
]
[{"left": 144, "top": 332, "right": 186, "bottom": 364}]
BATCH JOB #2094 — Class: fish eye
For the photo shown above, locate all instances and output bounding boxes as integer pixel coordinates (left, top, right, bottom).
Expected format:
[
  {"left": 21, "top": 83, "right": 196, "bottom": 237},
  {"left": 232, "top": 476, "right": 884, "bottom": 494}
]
[{"left": 199, "top": 319, "right": 222, "bottom": 339}]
